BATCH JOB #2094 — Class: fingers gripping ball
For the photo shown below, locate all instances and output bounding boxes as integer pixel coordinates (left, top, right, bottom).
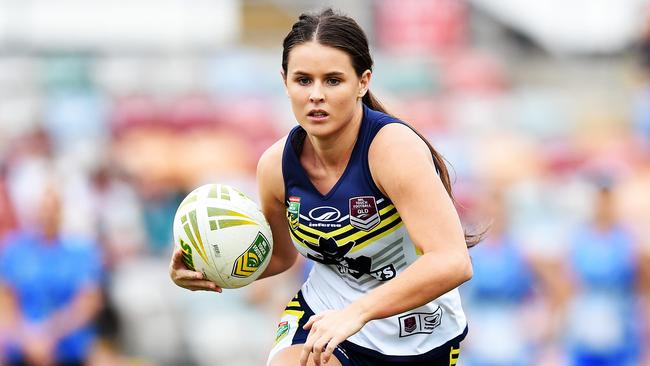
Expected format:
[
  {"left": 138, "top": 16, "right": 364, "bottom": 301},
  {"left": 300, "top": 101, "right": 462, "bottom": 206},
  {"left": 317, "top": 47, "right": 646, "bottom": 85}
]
[{"left": 173, "top": 184, "right": 273, "bottom": 289}]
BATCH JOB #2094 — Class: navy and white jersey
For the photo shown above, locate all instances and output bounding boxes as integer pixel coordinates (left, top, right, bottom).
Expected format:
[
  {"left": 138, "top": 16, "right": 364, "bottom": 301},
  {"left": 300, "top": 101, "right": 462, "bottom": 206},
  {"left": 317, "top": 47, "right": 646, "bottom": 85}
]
[{"left": 280, "top": 104, "right": 467, "bottom": 356}]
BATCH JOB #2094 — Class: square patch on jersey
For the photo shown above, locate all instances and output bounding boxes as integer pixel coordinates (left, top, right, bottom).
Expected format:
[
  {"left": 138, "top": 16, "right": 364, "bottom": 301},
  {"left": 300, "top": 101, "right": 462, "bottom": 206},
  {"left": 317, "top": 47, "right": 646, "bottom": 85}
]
[
  {"left": 349, "top": 196, "right": 380, "bottom": 231},
  {"left": 398, "top": 307, "right": 443, "bottom": 337},
  {"left": 287, "top": 196, "right": 301, "bottom": 230}
]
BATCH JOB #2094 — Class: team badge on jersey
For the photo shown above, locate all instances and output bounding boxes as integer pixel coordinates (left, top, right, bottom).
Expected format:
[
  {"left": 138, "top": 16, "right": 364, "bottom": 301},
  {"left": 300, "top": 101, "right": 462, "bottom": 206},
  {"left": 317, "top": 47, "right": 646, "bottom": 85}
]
[
  {"left": 349, "top": 196, "right": 380, "bottom": 231},
  {"left": 287, "top": 196, "right": 301, "bottom": 230},
  {"left": 275, "top": 321, "right": 290, "bottom": 344}
]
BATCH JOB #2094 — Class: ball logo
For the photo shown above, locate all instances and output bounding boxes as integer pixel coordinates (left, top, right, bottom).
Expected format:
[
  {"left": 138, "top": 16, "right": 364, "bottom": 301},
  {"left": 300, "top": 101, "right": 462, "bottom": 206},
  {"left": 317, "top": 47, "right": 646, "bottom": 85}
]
[
  {"left": 231, "top": 232, "right": 271, "bottom": 278},
  {"left": 308, "top": 206, "right": 341, "bottom": 222},
  {"left": 179, "top": 239, "right": 195, "bottom": 271}
]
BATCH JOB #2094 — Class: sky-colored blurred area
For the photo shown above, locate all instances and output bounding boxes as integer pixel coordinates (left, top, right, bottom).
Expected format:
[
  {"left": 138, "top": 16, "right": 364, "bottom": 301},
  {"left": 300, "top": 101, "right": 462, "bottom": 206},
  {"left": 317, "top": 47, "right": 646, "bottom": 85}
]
[{"left": 1, "top": 1, "right": 650, "bottom": 365}]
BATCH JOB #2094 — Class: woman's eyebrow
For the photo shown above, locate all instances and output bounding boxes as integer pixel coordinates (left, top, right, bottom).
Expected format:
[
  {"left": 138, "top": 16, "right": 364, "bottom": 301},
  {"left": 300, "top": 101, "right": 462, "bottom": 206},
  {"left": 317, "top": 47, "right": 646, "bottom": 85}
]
[
  {"left": 291, "top": 71, "right": 345, "bottom": 77},
  {"left": 324, "top": 71, "right": 345, "bottom": 77}
]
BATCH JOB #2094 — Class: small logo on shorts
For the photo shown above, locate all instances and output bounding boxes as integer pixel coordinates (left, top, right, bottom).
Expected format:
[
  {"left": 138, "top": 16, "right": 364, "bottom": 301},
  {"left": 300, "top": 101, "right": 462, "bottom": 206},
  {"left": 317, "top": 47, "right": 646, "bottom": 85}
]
[
  {"left": 335, "top": 345, "right": 349, "bottom": 359},
  {"left": 403, "top": 316, "right": 417, "bottom": 333},
  {"left": 275, "top": 321, "right": 289, "bottom": 344},
  {"left": 398, "top": 307, "right": 443, "bottom": 337}
]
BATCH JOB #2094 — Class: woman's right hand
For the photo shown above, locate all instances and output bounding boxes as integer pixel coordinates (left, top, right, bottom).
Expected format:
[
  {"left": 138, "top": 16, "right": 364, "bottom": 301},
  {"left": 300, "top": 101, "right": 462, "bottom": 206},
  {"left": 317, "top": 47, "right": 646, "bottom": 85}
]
[{"left": 169, "top": 247, "right": 222, "bottom": 292}]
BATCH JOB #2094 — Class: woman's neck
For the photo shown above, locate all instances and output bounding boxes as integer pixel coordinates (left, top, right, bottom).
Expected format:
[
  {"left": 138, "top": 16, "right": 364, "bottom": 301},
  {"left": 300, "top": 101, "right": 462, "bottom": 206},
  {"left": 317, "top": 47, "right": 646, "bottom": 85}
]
[{"left": 304, "top": 103, "right": 363, "bottom": 171}]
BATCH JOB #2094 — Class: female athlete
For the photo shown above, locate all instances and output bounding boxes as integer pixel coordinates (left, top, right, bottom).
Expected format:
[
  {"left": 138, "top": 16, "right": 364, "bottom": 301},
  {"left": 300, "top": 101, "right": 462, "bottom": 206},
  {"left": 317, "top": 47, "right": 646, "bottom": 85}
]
[{"left": 170, "top": 8, "right": 478, "bottom": 366}]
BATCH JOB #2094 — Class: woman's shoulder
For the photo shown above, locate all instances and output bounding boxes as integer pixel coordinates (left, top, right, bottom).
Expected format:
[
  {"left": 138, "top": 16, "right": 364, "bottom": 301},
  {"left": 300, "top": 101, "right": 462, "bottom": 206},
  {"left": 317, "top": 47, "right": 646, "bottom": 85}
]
[
  {"left": 256, "top": 136, "right": 289, "bottom": 199},
  {"left": 370, "top": 122, "right": 430, "bottom": 156},
  {"left": 367, "top": 122, "right": 434, "bottom": 194},
  {"left": 258, "top": 135, "right": 289, "bottom": 168}
]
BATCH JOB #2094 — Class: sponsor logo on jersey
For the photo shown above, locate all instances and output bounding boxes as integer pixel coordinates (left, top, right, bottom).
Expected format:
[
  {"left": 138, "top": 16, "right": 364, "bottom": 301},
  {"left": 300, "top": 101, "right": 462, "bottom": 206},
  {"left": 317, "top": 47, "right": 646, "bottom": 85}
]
[
  {"left": 349, "top": 196, "right": 380, "bottom": 231},
  {"left": 275, "top": 321, "right": 290, "bottom": 344},
  {"left": 287, "top": 196, "right": 301, "bottom": 230},
  {"left": 308, "top": 206, "right": 341, "bottom": 222},
  {"left": 306, "top": 206, "right": 344, "bottom": 228},
  {"left": 231, "top": 232, "right": 271, "bottom": 278},
  {"left": 398, "top": 307, "right": 443, "bottom": 337}
]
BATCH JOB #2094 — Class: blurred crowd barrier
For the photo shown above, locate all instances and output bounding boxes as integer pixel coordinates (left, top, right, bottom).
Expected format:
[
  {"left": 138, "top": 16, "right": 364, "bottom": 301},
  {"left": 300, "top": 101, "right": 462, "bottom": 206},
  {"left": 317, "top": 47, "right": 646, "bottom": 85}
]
[{"left": 1, "top": 1, "right": 650, "bottom": 365}]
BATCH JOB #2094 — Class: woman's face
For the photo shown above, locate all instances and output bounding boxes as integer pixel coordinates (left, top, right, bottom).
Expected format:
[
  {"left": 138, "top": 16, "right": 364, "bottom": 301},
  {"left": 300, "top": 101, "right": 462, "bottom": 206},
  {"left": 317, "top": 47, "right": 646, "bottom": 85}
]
[{"left": 284, "top": 41, "right": 370, "bottom": 139}]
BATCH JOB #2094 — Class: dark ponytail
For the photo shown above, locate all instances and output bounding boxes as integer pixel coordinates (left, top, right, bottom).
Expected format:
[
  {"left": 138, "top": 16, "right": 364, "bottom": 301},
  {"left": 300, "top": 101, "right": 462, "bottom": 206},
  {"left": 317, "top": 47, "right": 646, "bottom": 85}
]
[{"left": 283, "top": 9, "right": 481, "bottom": 248}]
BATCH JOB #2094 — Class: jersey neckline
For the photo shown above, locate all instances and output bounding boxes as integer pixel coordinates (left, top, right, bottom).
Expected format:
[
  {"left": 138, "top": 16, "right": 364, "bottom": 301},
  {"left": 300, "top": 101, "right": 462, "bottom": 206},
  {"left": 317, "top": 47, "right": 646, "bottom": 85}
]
[{"left": 290, "top": 105, "right": 367, "bottom": 200}]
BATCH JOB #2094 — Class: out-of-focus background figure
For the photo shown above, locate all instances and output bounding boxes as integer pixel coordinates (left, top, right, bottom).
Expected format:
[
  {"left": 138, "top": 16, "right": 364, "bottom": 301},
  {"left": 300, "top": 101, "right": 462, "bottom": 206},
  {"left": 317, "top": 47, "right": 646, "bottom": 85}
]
[
  {"left": 0, "top": 181, "right": 102, "bottom": 366},
  {"left": 563, "top": 181, "right": 646, "bottom": 366},
  {"left": 1, "top": 1, "right": 650, "bottom": 365}
]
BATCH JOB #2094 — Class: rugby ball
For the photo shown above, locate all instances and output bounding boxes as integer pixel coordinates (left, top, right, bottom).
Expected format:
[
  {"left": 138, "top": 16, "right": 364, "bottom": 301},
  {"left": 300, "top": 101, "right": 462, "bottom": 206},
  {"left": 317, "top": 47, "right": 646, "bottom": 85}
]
[{"left": 173, "top": 183, "right": 273, "bottom": 288}]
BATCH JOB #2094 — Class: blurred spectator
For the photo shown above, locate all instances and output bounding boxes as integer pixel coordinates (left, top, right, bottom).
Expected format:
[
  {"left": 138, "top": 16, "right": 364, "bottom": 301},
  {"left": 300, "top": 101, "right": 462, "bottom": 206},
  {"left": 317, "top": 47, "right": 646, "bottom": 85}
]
[
  {"left": 461, "top": 188, "right": 565, "bottom": 366},
  {"left": 632, "top": 82, "right": 650, "bottom": 150},
  {"left": 86, "top": 163, "right": 147, "bottom": 365},
  {"left": 563, "top": 181, "right": 646, "bottom": 366},
  {"left": 5, "top": 129, "right": 53, "bottom": 230},
  {"left": 634, "top": 16, "right": 650, "bottom": 153},
  {"left": 638, "top": 15, "right": 650, "bottom": 78},
  {"left": 136, "top": 176, "right": 183, "bottom": 256},
  {"left": 0, "top": 182, "right": 103, "bottom": 366},
  {"left": 0, "top": 163, "right": 17, "bottom": 244},
  {"left": 88, "top": 164, "right": 146, "bottom": 269},
  {"left": 375, "top": 0, "right": 468, "bottom": 55}
]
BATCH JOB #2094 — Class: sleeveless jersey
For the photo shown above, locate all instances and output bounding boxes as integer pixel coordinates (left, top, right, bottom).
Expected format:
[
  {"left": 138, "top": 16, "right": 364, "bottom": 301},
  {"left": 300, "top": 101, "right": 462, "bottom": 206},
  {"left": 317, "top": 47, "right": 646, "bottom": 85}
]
[{"left": 281, "top": 104, "right": 467, "bottom": 356}]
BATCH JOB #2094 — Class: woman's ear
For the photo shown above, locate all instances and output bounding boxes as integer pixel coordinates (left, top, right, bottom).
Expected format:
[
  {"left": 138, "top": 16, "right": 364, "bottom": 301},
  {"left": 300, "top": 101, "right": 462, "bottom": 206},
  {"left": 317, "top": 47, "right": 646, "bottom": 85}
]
[
  {"left": 359, "top": 70, "right": 372, "bottom": 98},
  {"left": 281, "top": 70, "right": 289, "bottom": 97}
]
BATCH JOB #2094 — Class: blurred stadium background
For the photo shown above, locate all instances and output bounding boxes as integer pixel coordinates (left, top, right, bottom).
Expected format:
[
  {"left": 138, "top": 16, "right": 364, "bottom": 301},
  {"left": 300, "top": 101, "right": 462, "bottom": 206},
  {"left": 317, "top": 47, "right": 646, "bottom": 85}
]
[{"left": 1, "top": 0, "right": 650, "bottom": 365}]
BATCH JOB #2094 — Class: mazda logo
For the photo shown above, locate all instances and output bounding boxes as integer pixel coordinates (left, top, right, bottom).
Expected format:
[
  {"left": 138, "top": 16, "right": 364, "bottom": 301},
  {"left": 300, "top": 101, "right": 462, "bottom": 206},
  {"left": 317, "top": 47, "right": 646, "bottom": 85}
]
[{"left": 308, "top": 206, "right": 341, "bottom": 222}]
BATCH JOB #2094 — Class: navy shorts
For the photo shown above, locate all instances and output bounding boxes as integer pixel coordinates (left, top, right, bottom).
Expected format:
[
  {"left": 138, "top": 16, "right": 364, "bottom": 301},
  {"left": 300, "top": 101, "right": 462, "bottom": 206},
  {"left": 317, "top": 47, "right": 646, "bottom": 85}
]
[{"left": 267, "top": 291, "right": 465, "bottom": 366}]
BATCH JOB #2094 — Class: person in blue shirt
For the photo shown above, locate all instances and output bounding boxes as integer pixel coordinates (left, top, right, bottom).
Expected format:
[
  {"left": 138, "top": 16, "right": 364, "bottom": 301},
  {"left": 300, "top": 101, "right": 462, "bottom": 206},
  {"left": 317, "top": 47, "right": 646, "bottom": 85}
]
[
  {"left": 460, "top": 188, "right": 567, "bottom": 366},
  {"left": 0, "top": 184, "right": 103, "bottom": 366},
  {"left": 564, "top": 181, "right": 647, "bottom": 366}
]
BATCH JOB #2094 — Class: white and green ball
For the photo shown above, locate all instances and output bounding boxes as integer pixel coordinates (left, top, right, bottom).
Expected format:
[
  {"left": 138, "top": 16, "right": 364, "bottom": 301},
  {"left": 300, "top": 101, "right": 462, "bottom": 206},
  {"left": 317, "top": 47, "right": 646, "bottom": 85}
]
[{"left": 173, "top": 183, "right": 273, "bottom": 289}]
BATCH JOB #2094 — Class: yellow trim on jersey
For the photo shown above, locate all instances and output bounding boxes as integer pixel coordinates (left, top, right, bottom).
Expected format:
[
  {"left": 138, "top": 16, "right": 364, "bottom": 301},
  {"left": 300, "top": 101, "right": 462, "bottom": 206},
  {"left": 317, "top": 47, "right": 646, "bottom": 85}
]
[
  {"left": 290, "top": 210, "right": 402, "bottom": 249},
  {"left": 350, "top": 221, "right": 404, "bottom": 253},
  {"left": 291, "top": 228, "right": 317, "bottom": 245},
  {"left": 283, "top": 309, "right": 305, "bottom": 319},
  {"left": 415, "top": 245, "right": 424, "bottom": 256},
  {"left": 340, "top": 211, "right": 401, "bottom": 244},
  {"left": 287, "top": 300, "right": 300, "bottom": 308},
  {"left": 289, "top": 229, "right": 312, "bottom": 248},
  {"left": 297, "top": 220, "right": 337, "bottom": 237}
]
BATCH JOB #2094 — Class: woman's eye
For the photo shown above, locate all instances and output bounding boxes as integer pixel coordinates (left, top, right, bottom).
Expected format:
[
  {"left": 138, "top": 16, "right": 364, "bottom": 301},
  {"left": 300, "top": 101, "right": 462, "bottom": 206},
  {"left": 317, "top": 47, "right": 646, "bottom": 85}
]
[
  {"left": 326, "top": 78, "right": 340, "bottom": 86},
  {"left": 297, "top": 78, "right": 311, "bottom": 86}
]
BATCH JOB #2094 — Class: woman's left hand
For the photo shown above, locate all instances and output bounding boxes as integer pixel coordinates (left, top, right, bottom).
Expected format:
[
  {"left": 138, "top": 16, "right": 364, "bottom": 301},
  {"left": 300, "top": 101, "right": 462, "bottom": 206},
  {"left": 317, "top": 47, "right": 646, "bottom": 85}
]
[{"left": 299, "top": 306, "right": 367, "bottom": 366}]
